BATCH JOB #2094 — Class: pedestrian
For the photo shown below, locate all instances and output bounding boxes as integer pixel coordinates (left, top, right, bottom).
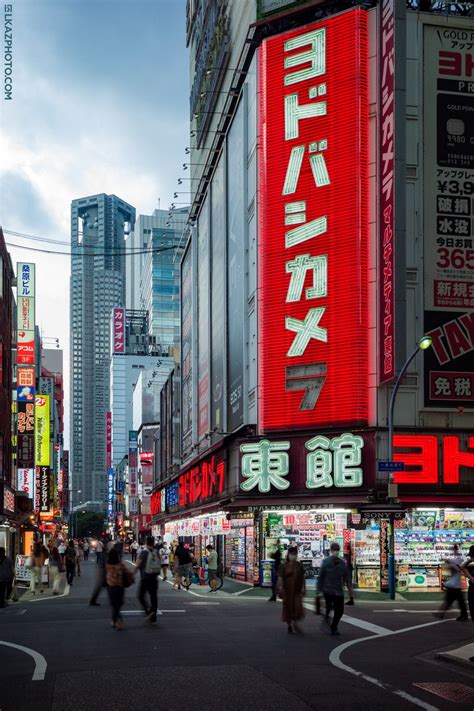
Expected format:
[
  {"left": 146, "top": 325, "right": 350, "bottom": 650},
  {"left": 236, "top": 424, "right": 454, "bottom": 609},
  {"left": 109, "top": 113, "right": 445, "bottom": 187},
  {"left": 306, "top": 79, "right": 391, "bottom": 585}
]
[
  {"left": 206, "top": 544, "right": 219, "bottom": 592},
  {"left": 170, "top": 542, "right": 178, "bottom": 588},
  {"left": 276, "top": 546, "right": 305, "bottom": 634},
  {"left": 58, "top": 539, "right": 66, "bottom": 566},
  {"left": 29, "top": 542, "right": 45, "bottom": 595},
  {"left": 136, "top": 536, "right": 161, "bottom": 625},
  {"left": 95, "top": 538, "right": 104, "bottom": 564},
  {"left": 174, "top": 540, "right": 193, "bottom": 590},
  {"left": 436, "top": 544, "right": 468, "bottom": 621},
  {"left": 106, "top": 547, "right": 132, "bottom": 630},
  {"left": 89, "top": 546, "right": 107, "bottom": 607},
  {"left": 159, "top": 542, "right": 170, "bottom": 580},
  {"left": 83, "top": 540, "right": 89, "bottom": 560},
  {"left": 0, "top": 547, "right": 14, "bottom": 608},
  {"left": 48, "top": 547, "right": 64, "bottom": 595},
  {"left": 317, "top": 542, "right": 354, "bottom": 636},
  {"left": 64, "top": 540, "right": 77, "bottom": 586},
  {"left": 268, "top": 542, "right": 282, "bottom": 602},
  {"left": 461, "top": 545, "right": 474, "bottom": 623},
  {"left": 75, "top": 540, "right": 82, "bottom": 577},
  {"left": 130, "top": 540, "right": 139, "bottom": 563}
]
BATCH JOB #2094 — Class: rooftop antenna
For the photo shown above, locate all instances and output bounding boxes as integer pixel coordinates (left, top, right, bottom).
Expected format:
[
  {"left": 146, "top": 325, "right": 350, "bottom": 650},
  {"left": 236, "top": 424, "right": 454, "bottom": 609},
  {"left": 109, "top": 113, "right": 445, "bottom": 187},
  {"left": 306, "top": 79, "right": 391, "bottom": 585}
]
[{"left": 157, "top": 197, "right": 161, "bottom": 210}]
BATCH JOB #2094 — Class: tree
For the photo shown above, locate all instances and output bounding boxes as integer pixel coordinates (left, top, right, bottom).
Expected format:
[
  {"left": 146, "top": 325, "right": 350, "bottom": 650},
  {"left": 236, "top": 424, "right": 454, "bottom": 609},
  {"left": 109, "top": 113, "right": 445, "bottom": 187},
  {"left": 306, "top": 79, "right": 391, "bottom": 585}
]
[{"left": 76, "top": 511, "right": 106, "bottom": 539}]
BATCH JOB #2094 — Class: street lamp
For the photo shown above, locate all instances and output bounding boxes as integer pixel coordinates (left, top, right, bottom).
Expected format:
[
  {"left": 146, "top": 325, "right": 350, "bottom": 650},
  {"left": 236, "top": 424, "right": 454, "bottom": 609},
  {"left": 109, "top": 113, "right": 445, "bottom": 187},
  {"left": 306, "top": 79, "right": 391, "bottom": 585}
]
[{"left": 387, "top": 335, "right": 432, "bottom": 599}]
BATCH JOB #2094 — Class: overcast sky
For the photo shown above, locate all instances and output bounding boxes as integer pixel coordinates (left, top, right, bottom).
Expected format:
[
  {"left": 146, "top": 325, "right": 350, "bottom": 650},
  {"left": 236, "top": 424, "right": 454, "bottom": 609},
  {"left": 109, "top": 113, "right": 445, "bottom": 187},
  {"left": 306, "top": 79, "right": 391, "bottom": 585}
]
[{"left": 1, "top": 0, "right": 188, "bottom": 447}]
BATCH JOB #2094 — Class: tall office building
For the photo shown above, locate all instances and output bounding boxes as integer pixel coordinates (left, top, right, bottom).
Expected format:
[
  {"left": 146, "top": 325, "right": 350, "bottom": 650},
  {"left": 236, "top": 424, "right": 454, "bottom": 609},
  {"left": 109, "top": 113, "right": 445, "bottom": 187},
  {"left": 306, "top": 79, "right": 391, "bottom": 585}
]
[
  {"left": 70, "top": 193, "right": 135, "bottom": 511},
  {"left": 126, "top": 207, "right": 188, "bottom": 354}
]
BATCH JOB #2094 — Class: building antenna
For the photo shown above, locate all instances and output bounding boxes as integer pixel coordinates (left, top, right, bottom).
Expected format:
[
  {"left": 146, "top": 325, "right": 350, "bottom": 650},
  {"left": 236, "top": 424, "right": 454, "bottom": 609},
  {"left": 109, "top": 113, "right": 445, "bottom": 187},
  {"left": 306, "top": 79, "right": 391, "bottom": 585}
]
[{"left": 157, "top": 197, "right": 160, "bottom": 210}]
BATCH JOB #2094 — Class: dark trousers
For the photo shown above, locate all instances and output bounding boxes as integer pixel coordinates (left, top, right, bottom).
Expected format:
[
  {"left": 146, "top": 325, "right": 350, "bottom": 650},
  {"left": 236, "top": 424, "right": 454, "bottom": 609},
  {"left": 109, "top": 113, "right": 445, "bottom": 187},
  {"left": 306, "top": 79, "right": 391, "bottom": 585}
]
[
  {"left": 139, "top": 576, "right": 158, "bottom": 621},
  {"left": 108, "top": 586, "right": 124, "bottom": 623},
  {"left": 90, "top": 566, "right": 106, "bottom": 603},
  {"left": 0, "top": 581, "right": 7, "bottom": 607},
  {"left": 131, "top": 550, "right": 137, "bottom": 562},
  {"left": 324, "top": 593, "right": 345, "bottom": 631},
  {"left": 96, "top": 551, "right": 103, "bottom": 565},
  {"left": 468, "top": 585, "right": 474, "bottom": 622},
  {"left": 442, "top": 587, "right": 468, "bottom": 618},
  {"left": 66, "top": 562, "right": 75, "bottom": 585}
]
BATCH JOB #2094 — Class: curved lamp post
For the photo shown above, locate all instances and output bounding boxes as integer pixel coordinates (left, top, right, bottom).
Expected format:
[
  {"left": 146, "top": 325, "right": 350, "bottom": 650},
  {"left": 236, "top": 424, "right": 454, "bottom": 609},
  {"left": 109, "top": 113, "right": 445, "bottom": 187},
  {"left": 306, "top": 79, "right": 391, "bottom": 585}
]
[{"left": 387, "top": 335, "right": 432, "bottom": 599}]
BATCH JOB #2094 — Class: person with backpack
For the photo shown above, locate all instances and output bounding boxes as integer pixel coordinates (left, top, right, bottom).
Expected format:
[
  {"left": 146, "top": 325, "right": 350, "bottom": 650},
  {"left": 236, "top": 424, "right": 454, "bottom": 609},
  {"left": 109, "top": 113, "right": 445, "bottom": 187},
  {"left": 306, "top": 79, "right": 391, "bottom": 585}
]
[
  {"left": 174, "top": 540, "right": 193, "bottom": 590},
  {"left": 136, "top": 536, "right": 160, "bottom": 625},
  {"left": 317, "top": 542, "right": 354, "bottom": 636},
  {"left": 206, "top": 544, "right": 219, "bottom": 592},
  {"left": 64, "top": 540, "right": 77, "bottom": 586}
]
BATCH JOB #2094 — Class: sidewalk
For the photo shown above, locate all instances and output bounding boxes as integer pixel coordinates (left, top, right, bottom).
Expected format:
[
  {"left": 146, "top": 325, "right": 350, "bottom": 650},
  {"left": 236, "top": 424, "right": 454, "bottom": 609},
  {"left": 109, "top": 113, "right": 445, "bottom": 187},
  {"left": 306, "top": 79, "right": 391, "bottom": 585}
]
[{"left": 437, "top": 642, "right": 474, "bottom": 670}]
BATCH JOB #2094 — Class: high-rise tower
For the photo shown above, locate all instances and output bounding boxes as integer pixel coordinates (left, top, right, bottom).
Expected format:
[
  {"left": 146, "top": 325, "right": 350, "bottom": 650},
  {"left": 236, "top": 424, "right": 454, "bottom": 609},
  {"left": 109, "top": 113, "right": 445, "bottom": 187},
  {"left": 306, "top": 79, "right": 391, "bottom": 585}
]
[{"left": 70, "top": 193, "right": 135, "bottom": 511}]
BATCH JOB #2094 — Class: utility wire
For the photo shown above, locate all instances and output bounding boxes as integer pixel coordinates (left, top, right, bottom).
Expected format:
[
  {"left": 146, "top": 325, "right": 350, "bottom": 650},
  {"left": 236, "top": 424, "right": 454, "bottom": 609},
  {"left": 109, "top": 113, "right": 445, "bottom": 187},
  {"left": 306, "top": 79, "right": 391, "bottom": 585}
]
[
  {"left": 5, "top": 242, "right": 183, "bottom": 257},
  {"left": 3, "top": 228, "right": 181, "bottom": 253}
]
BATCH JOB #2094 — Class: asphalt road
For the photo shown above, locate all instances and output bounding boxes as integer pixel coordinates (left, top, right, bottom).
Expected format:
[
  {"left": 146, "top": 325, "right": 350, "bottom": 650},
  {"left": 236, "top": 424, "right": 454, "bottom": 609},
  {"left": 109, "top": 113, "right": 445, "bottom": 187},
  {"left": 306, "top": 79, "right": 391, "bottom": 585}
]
[{"left": 0, "top": 558, "right": 473, "bottom": 711}]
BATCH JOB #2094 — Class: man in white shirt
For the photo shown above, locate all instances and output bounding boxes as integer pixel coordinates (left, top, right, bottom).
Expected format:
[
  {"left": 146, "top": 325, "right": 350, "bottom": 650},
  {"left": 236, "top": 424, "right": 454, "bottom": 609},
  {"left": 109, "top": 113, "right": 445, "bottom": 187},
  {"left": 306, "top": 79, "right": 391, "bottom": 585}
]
[
  {"left": 159, "top": 543, "right": 170, "bottom": 580},
  {"left": 130, "top": 540, "right": 139, "bottom": 563},
  {"left": 95, "top": 539, "right": 104, "bottom": 565},
  {"left": 436, "top": 544, "right": 468, "bottom": 621}
]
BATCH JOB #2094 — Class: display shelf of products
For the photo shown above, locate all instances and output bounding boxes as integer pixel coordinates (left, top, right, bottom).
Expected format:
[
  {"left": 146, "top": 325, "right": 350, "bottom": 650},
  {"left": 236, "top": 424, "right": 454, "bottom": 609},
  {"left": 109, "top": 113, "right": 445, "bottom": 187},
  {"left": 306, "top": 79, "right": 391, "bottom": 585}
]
[
  {"left": 353, "top": 530, "right": 380, "bottom": 567},
  {"left": 395, "top": 529, "right": 474, "bottom": 566}
]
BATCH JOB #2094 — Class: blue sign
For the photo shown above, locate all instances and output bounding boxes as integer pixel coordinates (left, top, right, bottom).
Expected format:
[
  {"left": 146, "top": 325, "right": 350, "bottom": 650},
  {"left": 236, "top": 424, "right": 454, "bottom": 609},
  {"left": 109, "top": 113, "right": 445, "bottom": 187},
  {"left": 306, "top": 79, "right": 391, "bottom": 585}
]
[
  {"left": 17, "top": 385, "right": 35, "bottom": 402},
  {"left": 166, "top": 481, "right": 179, "bottom": 508},
  {"left": 107, "top": 467, "right": 114, "bottom": 516},
  {"left": 378, "top": 461, "right": 405, "bottom": 472},
  {"left": 117, "top": 480, "right": 124, "bottom": 493}
]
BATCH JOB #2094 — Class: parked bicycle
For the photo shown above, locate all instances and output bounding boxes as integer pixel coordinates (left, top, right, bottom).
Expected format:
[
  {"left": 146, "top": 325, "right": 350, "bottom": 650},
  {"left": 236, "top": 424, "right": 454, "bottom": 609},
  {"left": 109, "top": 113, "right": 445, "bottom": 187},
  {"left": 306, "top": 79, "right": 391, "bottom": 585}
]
[{"left": 181, "top": 565, "right": 224, "bottom": 591}]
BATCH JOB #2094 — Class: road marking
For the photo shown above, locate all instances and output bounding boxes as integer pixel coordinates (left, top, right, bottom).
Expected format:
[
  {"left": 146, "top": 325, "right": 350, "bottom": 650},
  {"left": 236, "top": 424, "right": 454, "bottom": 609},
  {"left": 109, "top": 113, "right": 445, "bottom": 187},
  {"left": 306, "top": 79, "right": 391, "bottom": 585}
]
[
  {"left": 328, "top": 618, "right": 453, "bottom": 711},
  {"left": 373, "top": 609, "right": 457, "bottom": 614},
  {"left": 188, "top": 601, "right": 220, "bottom": 606},
  {"left": 233, "top": 587, "right": 255, "bottom": 596},
  {"left": 28, "top": 583, "right": 70, "bottom": 602},
  {"left": 121, "top": 609, "right": 186, "bottom": 616},
  {"left": 302, "top": 602, "right": 390, "bottom": 635},
  {"left": 0, "top": 641, "right": 47, "bottom": 681}
]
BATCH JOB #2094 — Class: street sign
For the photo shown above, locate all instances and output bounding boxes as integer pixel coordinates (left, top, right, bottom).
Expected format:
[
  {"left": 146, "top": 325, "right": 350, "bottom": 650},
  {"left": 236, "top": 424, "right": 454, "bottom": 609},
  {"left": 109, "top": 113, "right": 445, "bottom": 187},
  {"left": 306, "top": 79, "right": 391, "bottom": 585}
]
[{"left": 378, "top": 461, "right": 405, "bottom": 472}]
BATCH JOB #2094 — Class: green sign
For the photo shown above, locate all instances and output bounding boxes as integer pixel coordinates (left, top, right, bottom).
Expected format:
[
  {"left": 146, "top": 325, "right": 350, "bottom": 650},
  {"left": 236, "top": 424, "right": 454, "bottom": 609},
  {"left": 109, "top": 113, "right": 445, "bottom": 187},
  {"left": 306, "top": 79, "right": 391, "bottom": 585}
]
[{"left": 257, "top": 0, "right": 307, "bottom": 19}]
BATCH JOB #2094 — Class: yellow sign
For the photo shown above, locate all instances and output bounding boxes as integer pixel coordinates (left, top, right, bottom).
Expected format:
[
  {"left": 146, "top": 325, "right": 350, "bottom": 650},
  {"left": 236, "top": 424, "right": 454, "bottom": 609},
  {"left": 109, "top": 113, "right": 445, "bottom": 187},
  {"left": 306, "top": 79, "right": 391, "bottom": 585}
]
[{"left": 35, "top": 395, "right": 50, "bottom": 466}]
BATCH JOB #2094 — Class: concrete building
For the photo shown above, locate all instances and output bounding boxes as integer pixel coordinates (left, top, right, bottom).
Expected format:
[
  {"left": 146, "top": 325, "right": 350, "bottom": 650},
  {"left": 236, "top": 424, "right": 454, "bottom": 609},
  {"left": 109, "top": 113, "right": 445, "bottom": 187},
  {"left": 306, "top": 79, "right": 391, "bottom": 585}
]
[{"left": 70, "top": 193, "right": 135, "bottom": 511}]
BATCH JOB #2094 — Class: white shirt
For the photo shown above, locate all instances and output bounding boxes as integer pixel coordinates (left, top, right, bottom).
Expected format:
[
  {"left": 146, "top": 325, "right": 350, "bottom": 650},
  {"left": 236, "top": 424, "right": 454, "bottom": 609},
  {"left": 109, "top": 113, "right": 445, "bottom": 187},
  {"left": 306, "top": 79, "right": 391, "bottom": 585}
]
[
  {"left": 131, "top": 542, "right": 138, "bottom": 550},
  {"left": 95, "top": 540, "right": 103, "bottom": 552},
  {"left": 445, "top": 555, "right": 463, "bottom": 588}
]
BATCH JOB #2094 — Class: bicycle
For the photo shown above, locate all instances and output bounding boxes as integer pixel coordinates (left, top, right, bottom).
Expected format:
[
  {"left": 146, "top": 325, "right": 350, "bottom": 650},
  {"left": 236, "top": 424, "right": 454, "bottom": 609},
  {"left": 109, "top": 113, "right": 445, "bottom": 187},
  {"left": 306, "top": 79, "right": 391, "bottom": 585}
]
[{"left": 181, "top": 566, "right": 224, "bottom": 592}]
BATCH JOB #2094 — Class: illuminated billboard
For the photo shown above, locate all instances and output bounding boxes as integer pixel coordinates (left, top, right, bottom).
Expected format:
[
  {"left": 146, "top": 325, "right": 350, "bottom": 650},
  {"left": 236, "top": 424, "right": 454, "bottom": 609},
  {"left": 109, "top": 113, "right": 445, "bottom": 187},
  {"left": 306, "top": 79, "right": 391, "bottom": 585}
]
[
  {"left": 35, "top": 395, "right": 50, "bottom": 467},
  {"left": 258, "top": 9, "right": 369, "bottom": 432}
]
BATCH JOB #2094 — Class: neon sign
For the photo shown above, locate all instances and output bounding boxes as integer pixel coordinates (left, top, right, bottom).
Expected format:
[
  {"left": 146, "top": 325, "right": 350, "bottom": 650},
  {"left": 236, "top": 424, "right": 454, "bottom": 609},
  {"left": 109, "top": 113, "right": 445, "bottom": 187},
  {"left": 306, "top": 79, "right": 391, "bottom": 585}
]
[
  {"left": 393, "top": 434, "right": 474, "bottom": 485},
  {"left": 258, "top": 10, "right": 369, "bottom": 432}
]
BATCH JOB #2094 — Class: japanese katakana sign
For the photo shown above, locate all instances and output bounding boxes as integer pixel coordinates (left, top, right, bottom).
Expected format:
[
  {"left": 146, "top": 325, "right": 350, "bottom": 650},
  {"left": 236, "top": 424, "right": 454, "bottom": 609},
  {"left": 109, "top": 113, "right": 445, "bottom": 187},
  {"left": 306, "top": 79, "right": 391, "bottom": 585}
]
[
  {"left": 257, "top": 10, "right": 369, "bottom": 431},
  {"left": 240, "top": 433, "right": 365, "bottom": 494}
]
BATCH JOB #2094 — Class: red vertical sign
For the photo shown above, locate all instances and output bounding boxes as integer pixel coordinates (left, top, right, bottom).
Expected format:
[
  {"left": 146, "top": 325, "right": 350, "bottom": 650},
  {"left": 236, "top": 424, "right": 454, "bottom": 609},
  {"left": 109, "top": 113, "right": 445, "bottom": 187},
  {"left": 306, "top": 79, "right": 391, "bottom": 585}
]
[
  {"left": 258, "top": 9, "right": 369, "bottom": 432},
  {"left": 379, "top": 0, "right": 396, "bottom": 383}
]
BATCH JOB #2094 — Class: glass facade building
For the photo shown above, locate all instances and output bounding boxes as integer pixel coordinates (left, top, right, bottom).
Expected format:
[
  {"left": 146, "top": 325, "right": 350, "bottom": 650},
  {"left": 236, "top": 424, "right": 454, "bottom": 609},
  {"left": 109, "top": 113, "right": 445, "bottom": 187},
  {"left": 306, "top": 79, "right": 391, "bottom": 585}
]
[
  {"left": 126, "top": 208, "right": 188, "bottom": 354},
  {"left": 70, "top": 193, "right": 135, "bottom": 511}
]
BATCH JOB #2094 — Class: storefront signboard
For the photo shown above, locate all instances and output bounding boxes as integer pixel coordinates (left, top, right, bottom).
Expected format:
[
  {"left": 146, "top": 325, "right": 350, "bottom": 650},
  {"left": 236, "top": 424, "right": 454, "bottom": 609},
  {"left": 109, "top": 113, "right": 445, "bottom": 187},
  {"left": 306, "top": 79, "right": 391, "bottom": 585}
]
[
  {"left": 423, "top": 25, "right": 474, "bottom": 408},
  {"left": 240, "top": 433, "right": 374, "bottom": 495},
  {"left": 38, "top": 466, "right": 51, "bottom": 513},
  {"left": 17, "top": 366, "right": 35, "bottom": 402},
  {"left": 35, "top": 395, "right": 50, "bottom": 467},
  {"left": 17, "top": 401, "right": 35, "bottom": 469},
  {"left": 179, "top": 452, "right": 226, "bottom": 508},
  {"left": 258, "top": 10, "right": 369, "bottom": 432},
  {"left": 393, "top": 433, "right": 474, "bottom": 486}
]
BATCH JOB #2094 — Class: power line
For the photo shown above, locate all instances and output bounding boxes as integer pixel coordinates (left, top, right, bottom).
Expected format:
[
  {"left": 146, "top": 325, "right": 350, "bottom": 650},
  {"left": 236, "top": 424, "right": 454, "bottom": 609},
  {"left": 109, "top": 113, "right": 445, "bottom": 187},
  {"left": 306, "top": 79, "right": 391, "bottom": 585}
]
[
  {"left": 3, "top": 228, "right": 181, "bottom": 253},
  {"left": 5, "top": 242, "right": 184, "bottom": 257}
]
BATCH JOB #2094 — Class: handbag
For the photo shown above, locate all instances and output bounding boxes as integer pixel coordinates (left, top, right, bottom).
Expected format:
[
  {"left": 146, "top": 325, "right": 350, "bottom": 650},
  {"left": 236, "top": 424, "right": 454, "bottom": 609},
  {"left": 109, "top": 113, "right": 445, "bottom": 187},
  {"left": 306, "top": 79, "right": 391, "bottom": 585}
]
[
  {"left": 122, "top": 567, "right": 134, "bottom": 589},
  {"left": 25, "top": 556, "right": 33, "bottom": 568}
]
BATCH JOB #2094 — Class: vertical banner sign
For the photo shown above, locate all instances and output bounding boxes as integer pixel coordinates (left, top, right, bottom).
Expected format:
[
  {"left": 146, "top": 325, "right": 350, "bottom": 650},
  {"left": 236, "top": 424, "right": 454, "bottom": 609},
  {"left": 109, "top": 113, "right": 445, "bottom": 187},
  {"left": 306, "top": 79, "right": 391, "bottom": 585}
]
[
  {"left": 379, "top": 0, "right": 396, "bottom": 383},
  {"left": 17, "top": 402, "right": 35, "bottom": 468},
  {"left": 108, "top": 467, "right": 114, "bottom": 517},
  {"left": 181, "top": 244, "right": 194, "bottom": 458},
  {"left": 198, "top": 196, "right": 210, "bottom": 441},
  {"left": 106, "top": 412, "right": 112, "bottom": 471},
  {"left": 17, "top": 366, "right": 35, "bottom": 402},
  {"left": 113, "top": 308, "right": 125, "bottom": 354},
  {"left": 258, "top": 10, "right": 369, "bottom": 432},
  {"left": 423, "top": 26, "right": 474, "bottom": 408},
  {"left": 227, "top": 100, "right": 245, "bottom": 431},
  {"left": 380, "top": 517, "right": 390, "bottom": 592},
  {"left": 17, "top": 263, "right": 36, "bottom": 366},
  {"left": 129, "top": 430, "right": 138, "bottom": 497},
  {"left": 35, "top": 395, "right": 50, "bottom": 466},
  {"left": 38, "top": 466, "right": 51, "bottom": 513},
  {"left": 211, "top": 151, "right": 226, "bottom": 433}
]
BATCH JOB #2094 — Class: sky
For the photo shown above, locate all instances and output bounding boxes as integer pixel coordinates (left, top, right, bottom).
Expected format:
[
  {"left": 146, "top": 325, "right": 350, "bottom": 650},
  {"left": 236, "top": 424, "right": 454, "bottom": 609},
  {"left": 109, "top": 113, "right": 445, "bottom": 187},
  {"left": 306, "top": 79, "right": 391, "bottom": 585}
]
[{"left": 1, "top": 0, "right": 189, "bottom": 447}]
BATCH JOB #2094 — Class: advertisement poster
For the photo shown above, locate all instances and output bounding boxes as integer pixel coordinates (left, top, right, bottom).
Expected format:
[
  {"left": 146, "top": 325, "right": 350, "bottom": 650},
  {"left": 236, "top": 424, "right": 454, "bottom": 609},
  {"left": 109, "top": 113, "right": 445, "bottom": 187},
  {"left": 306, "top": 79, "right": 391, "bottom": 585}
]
[
  {"left": 211, "top": 151, "right": 226, "bottom": 433},
  {"left": 423, "top": 25, "right": 474, "bottom": 408},
  {"left": 227, "top": 99, "right": 245, "bottom": 432},
  {"left": 17, "top": 401, "right": 35, "bottom": 469},
  {"left": 197, "top": 195, "right": 210, "bottom": 441},
  {"left": 257, "top": 10, "right": 369, "bottom": 431},
  {"left": 38, "top": 466, "right": 51, "bottom": 513},
  {"left": 17, "top": 366, "right": 35, "bottom": 402},
  {"left": 181, "top": 244, "right": 194, "bottom": 459},
  {"left": 17, "top": 467, "right": 36, "bottom": 500}
]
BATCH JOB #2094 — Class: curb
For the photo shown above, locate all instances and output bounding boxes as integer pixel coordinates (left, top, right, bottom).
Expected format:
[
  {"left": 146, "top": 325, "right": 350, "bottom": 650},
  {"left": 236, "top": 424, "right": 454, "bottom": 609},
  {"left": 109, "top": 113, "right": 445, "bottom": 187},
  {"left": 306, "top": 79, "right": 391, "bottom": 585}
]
[{"left": 436, "top": 642, "right": 474, "bottom": 671}]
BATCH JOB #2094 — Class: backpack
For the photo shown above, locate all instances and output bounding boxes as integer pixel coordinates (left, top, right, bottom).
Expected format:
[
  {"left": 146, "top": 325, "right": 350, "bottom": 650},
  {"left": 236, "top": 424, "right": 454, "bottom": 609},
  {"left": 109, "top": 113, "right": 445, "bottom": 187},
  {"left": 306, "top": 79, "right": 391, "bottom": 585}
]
[{"left": 144, "top": 549, "right": 161, "bottom": 575}]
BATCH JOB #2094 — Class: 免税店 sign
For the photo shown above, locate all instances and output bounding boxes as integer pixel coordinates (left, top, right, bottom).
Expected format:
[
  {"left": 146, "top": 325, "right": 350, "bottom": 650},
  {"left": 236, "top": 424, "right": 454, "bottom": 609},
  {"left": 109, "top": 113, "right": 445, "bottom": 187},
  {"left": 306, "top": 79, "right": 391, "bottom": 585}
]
[{"left": 257, "top": 10, "right": 369, "bottom": 432}]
